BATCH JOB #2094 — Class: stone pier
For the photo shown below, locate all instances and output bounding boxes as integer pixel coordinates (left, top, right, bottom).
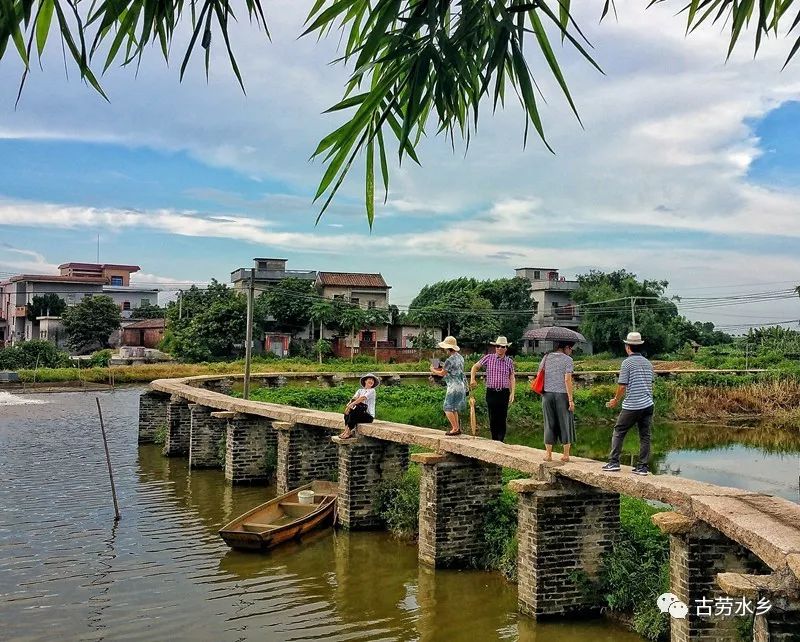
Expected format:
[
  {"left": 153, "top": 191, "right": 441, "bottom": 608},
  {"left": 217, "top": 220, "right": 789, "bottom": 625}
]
[
  {"left": 414, "top": 453, "right": 502, "bottom": 568},
  {"left": 334, "top": 436, "right": 410, "bottom": 529},
  {"left": 188, "top": 404, "right": 226, "bottom": 468},
  {"left": 199, "top": 378, "right": 233, "bottom": 395},
  {"left": 275, "top": 422, "right": 339, "bottom": 494},
  {"left": 138, "top": 390, "right": 169, "bottom": 444},
  {"left": 510, "top": 477, "right": 620, "bottom": 618},
  {"left": 214, "top": 412, "right": 277, "bottom": 484},
  {"left": 654, "top": 513, "right": 773, "bottom": 642},
  {"left": 163, "top": 396, "right": 191, "bottom": 456}
]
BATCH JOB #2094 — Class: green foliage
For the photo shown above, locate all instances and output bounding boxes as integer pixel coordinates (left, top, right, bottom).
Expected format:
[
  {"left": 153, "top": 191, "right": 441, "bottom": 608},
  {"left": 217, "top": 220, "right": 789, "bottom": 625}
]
[
  {"left": 88, "top": 349, "right": 112, "bottom": 368},
  {"left": 26, "top": 293, "right": 66, "bottom": 321},
  {"left": 131, "top": 301, "right": 166, "bottom": 319},
  {"left": 478, "top": 488, "right": 519, "bottom": 580},
  {"left": 163, "top": 281, "right": 247, "bottom": 362},
  {"left": 154, "top": 423, "right": 168, "bottom": 446},
  {"left": 599, "top": 496, "right": 671, "bottom": 641},
  {"left": 315, "top": 338, "right": 333, "bottom": 362},
  {"left": 0, "top": 340, "right": 70, "bottom": 369},
  {"left": 373, "top": 465, "right": 421, "bottom": 537},
  {"left": 216, "top": 434, "right": 226, "bottom": 466},
  {"left": 254, "top": 278, "right": 315, "bottom": 332},
  {"left": 408, "top": 276, "right": 531, "bottom": 348},
  {"left": 61, "top": 295, "right": 121, "bottom": 352}
]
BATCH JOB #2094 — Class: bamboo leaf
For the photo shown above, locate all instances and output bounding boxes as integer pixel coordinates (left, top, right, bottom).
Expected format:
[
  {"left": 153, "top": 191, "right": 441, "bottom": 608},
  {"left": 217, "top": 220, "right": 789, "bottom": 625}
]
[
  {"left": 35, "top": 0, "right": 54, "bottom": 57},
  {"left": 366, "top": 136, "right": 375, "bottom": 228}
]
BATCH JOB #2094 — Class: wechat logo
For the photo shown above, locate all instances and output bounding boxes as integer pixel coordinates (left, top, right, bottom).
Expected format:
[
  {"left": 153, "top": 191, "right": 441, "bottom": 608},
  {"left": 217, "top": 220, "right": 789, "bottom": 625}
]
[{"left": 658, "top": 593, "right": 688, "bottom": 619}]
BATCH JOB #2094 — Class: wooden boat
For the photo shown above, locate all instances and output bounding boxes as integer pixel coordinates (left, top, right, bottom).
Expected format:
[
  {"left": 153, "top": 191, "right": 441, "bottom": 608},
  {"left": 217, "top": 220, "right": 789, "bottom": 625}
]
[{"left": 219, "top": 480, "right": 338, "bottom": 551}]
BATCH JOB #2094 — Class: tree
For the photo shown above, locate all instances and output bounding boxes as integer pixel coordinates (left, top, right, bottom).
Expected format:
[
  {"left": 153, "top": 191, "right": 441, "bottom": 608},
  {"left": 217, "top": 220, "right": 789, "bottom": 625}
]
[
  {"left": 131, "top": 301, "right": 166, "bottom": 319},
  {"left": 337, "top": 305, "right": 369, "bottom": 362},
  {"left": 254, "top": 278, "right": 314, "bottom": 333},
  {"left": 61, "top": 295, "right": 121, "bottom": 352},
  {"left": 162, "top": 280, "right": 247, "bottom": 362},
  {"left": 408, "top": 276, "right": 528, "bottom": 347},
  {"left": 309, "top": 299, "right": 337, "bottom": 342},
  {"left": 2, "top": 2, "right": 791, "bottom": 224},
  {"left": 26, "top": 293, "right": 66, "bottom": 321}
]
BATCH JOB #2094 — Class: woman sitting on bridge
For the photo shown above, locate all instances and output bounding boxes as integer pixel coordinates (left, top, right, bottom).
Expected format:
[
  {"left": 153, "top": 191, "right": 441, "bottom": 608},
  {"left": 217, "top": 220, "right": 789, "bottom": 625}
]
[{"left": 339, "top": 373, "right": 380, "bottom": 440}]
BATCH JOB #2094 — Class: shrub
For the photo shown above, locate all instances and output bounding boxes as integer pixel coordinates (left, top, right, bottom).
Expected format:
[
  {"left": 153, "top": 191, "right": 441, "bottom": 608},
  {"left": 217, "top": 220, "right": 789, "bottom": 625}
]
[
  {"left": 153, "top": 424, "right": 168, "bottom": 446},
  {"left": 374, "top": 465, "right": 421, "bottom": 538},
  {"left": 88, "top": 349, "right": 113, "bottom": 368}
]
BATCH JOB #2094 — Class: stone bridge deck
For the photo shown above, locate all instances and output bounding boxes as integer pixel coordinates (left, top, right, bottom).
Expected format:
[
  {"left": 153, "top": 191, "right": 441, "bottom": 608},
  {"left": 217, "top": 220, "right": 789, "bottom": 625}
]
[{"left": 144, "top": 374, "right": 800, "bottom": 641}]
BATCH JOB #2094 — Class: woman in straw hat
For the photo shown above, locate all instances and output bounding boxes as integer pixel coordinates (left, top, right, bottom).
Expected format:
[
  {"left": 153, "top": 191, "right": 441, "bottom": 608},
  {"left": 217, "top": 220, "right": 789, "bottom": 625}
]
[
  {"left": 339, "top": 373, "right": 380, "bottom": 440},
  {"left": 430, "top": 336, "right": 467, "bottom": 436}
]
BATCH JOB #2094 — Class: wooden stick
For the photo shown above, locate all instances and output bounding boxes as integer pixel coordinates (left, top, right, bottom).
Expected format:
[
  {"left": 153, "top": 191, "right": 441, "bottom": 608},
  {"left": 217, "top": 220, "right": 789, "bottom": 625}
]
[
  {"left": 95, "top": 397, "right": 121, "bottom": 521},
  {"left": 469, "top": 395, "right": 477, "bottom": 436}
]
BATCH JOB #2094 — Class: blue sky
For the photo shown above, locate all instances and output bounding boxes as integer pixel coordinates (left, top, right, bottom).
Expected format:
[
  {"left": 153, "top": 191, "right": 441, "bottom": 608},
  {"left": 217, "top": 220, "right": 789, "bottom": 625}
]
[{"left": 0, "top": 0, "right": 799, "bottom": 328}]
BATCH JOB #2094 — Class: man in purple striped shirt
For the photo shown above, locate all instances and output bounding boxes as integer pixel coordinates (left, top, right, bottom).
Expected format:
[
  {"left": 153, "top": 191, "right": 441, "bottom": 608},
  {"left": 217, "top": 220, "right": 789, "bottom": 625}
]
[{"left": 469, "top": 336, "right": 516, "bottom": 441}]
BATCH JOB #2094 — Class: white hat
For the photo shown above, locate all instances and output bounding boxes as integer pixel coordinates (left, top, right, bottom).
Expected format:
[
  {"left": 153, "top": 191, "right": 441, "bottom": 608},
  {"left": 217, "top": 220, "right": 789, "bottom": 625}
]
[
  {"left": 437, "top": 336, "right": 461, "bottom": 351},
  {"left": 360, "top": 373, "right": 381, "bottom": 387},
  {"left": 489, "top": 336, "right": 511, "bottom": 347},
  {"left": 623, "top": 332, "right": 645, "bottom": 345}
]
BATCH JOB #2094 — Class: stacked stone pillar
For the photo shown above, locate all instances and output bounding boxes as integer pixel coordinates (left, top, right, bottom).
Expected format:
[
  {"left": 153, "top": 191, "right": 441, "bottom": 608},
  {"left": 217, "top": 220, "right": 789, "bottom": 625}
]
[
  {"left": 335, "top": 435, "right": 410, "bottom": 529},
  {"left": 414, "top": 453, "right": 502, "bottom": 568},
  {"left": 138, "top": 390, "right": 169, "bottom": 443},
  {"left": 163, "top": 396, "right": 191, "bottom": 456},
  {"left": 510, "top": 477, "right": 620, "bottom": 618},
  {"left": 199, "top": 378, "right": 233, "bottom": 395},
  {"left": 217, "top": 413, "right": 277, "bottom": 484},
  {"left": 656, "top": 517, "right": 773, "bottom": 642},
  {"left": 188, "top": 404, "right": 226, "bottom": 468},
  {"left": 275, "top": 422, "right": 339, "bottom": 494}
]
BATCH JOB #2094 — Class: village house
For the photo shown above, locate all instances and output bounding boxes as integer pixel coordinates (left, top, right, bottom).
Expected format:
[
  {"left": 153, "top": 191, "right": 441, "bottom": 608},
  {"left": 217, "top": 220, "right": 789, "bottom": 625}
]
[
  {"left": 315, "top": 271, "right": 391, "bottom": 348},
  {"left": 230, "top": 258, "right": 317, "bottom": 293},
  {"left": 0, "top": 262, "right": 159, "bottom": 348},
  {"left": 515, "top": 266, "right": 588, "bottom": 354}
]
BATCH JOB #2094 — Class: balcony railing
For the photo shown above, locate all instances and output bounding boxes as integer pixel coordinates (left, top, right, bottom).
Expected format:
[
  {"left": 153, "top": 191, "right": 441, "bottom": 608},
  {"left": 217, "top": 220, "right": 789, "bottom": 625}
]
[
  {"left": 533, "top": 313, "right": 581, "bottom": 327},
  {"left": 528, "top": 279, "right": 579, "bottom": 291}
]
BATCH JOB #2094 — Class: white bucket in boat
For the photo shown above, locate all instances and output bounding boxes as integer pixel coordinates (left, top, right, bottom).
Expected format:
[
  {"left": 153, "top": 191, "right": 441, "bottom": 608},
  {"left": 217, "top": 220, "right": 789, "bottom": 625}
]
[{"left": 298, "top": 490, "right": 315, "bottom": 505}]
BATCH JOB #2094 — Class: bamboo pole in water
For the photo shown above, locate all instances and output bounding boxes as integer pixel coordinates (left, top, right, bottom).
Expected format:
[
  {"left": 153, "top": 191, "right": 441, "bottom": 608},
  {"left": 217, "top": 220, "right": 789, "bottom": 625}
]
[{"left": 95, "top": 397, "right": 121, "bottom": 521}]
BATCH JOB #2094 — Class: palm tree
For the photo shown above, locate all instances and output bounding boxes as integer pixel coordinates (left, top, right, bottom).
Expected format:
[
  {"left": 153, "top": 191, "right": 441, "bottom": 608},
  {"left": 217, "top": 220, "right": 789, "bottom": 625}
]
[{"left": 338, "top": 305, "right": 369, "bottom": 363}]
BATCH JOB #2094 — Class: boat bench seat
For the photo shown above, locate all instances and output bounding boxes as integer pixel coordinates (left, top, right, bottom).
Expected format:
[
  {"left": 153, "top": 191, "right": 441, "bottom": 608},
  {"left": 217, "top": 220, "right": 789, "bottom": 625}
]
[
  {"left": 279, "top": 502, "right": 317, "bottom": 517},
  {"left": 242, "top": 522, "right": 280, "bottom": 532}
]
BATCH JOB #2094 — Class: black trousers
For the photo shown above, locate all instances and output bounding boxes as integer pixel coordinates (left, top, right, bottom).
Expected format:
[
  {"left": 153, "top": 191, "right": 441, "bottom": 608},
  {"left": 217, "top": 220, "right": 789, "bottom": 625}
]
[
  {"left": 344, "top": 403, "right": 374, "bottom": 430},
  {"left": 486, "top": 388, "right": 511, "bottom": 442},
  {"left": 608, "top": 405, "right": 654, "bottom": 466}
]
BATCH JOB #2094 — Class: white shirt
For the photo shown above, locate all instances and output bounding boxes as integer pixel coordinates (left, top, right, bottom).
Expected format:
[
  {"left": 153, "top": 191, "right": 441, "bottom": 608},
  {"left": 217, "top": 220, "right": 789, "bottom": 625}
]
[{"left": 354, "top": 387, "right": 376, "bottom": 417}]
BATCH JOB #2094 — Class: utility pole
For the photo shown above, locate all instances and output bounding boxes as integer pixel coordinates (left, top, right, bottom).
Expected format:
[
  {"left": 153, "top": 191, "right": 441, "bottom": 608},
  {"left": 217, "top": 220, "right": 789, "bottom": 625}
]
[
  {"left": 178, "top": 290, "right": 183, "bottom": 320},
  {"left": 243, "top": 268, "right": 255, "bottom": 400},
  {"left": 630, "top": 296, "right": 637, "bottom": 331}
]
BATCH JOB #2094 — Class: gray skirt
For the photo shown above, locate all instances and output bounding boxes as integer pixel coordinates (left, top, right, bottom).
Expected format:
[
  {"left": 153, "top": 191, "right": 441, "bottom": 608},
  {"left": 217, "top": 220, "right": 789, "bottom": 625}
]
[{"left": 542, "top": 392, "right": 576, "bottom": 445}]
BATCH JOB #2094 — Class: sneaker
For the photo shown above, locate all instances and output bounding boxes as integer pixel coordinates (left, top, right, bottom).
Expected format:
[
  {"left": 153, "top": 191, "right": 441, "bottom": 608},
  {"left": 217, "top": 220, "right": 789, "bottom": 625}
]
[
  {"left": 632, "top": 466, "right": 649, "bottom": 476},
  {"left": 601, "top": 462, "right": 621, "bottom": 472}
]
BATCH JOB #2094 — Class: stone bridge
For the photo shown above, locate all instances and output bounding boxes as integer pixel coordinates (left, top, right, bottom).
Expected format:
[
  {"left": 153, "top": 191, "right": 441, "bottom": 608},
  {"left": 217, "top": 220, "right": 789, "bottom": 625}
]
[{"left": 138, "top": 374, "right": 800, "bottom": 642}]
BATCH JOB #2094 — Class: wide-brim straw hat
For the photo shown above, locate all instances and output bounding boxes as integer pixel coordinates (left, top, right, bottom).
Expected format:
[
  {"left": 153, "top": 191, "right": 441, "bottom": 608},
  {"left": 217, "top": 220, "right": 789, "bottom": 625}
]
[
  {"left": 489, "top": 336, "right": 512, "bottom": 347},
  {"left": 623, "top": 331, "right": 645, "bottom": 345},
  {"left": 437, "top": 336, "right": 461, "bottom": 351},
  {"left": 360, "top": 373, "right": 381, "bottom": 387}
]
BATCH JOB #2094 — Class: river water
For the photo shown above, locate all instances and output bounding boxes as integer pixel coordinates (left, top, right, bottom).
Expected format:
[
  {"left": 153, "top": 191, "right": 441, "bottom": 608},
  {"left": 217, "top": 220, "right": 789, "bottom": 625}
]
[{"left": 0, "top": 388, "right": 642, "bottom": 642}]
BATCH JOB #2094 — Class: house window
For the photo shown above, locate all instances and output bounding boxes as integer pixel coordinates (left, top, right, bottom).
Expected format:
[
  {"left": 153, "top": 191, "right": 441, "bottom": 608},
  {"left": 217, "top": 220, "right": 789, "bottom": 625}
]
[
  {"left": 533, "top": 270, "right": 540, "bottom": 279},
  {"left": 351, "top": 297, "right": 360, "bottom": 307},
  {"left": 140, "top": 299, "right": 150, "bottom": 307},
  {"left": 110, "top": 276, "right": 123, "bottom": 286},
  {"left": 368, "top": 300, "right": 376, "bottom": 309},
  {"left": 123, "top": 301, "right": 131, "bottom": 311}
]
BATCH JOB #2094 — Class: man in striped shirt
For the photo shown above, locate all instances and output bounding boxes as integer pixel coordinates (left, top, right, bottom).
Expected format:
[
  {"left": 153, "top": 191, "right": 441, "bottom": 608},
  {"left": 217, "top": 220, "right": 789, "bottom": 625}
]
[
  {"left": 602, "top": 332, "right": 656, "bottom": 476},
  {"left": 470, "top": 336, "right": 515, "bottom": 441}
]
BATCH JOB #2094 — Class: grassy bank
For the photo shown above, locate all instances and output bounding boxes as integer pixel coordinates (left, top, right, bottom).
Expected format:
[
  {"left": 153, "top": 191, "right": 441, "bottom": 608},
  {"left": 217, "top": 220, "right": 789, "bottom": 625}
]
[{"left": 374, "top": 465, "right": 670, "bottom": 640}]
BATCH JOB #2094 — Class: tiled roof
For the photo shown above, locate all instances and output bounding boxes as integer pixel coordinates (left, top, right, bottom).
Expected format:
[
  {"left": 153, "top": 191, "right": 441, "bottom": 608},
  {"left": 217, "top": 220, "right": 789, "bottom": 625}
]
[
  {"left": 124, "top": 318, "right": 166, "bottom": 329},
  {"left": 317, "top": 272, "right": 389, "bottom": 288}
]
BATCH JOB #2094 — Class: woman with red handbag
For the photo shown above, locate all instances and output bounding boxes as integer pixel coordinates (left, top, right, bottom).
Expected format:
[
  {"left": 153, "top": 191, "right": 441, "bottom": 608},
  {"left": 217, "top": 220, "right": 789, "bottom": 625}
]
[{"left": 535, "top": 342, "right": 576, "bottom": 461}]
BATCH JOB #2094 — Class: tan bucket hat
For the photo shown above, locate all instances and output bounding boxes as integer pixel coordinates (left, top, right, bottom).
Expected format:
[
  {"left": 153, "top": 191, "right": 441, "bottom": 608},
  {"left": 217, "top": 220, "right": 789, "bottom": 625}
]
[
  {"left": 437, "top": 336, "right": 461, "bottom": 351},
  {"left": 489, "top": 336, "right": 511, "bottom": 347},
  {"left": 623, "top": 331, "right": 645, "bottom": 345}
]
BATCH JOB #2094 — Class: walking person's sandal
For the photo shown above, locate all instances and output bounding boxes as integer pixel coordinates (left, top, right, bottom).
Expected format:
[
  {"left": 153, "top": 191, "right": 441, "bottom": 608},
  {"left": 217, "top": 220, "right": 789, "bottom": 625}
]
[{"left": 445, "top": 429, "right": 462, "bottom": 436}]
